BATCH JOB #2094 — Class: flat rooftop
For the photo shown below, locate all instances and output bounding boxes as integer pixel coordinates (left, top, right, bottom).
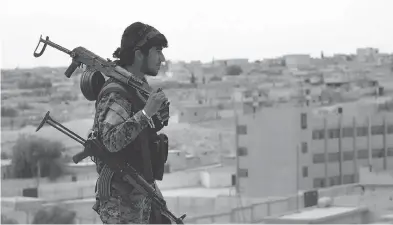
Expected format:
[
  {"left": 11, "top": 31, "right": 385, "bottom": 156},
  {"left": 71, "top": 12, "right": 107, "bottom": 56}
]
[
  {"left": 280, "top": 206, "right": 359, "bottom": 220},
  {"left": 162, "top": 187, "right": 234, "bottom": 198},
  {"left": 261, "top": 205, "right": 369, "bottom": 224}
]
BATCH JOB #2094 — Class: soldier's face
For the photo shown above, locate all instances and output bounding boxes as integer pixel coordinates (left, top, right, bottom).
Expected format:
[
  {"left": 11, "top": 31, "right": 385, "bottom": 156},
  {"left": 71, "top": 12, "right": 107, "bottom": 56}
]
[{"left": 143, "top": 46, "right": 165, "bottom": 76}]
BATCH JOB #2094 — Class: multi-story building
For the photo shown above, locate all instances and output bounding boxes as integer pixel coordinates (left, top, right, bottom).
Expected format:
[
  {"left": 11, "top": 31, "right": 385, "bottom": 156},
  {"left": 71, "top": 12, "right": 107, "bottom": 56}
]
[
  {"left": 235, "top": 102, "right": 393, "bottom": 199},
  {"left": 356, "top": 48, "right": 379, "bottom": 63}
]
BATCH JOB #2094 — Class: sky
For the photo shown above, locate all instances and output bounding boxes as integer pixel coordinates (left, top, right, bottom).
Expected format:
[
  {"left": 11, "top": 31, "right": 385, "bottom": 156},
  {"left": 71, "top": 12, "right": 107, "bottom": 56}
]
[{"left": 1, "top": 0, "right": 393, "bottom": 69}]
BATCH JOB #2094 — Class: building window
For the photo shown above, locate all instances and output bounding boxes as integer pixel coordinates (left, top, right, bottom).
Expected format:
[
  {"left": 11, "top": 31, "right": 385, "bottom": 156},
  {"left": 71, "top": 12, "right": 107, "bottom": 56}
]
[
  {"left": 313, "top": 178, "right": 325, "bottom": 188},
  {"left": 237, "top": 147, "right": 248, "bottom": 156},
  {"left": 301, "top": 142, "right": 308, "bottom": 154},
  {"left": 328, "top": 152, "right": 339, "bottom": 162},
  {"left": 329, "top": 176, "right": 340, "bottom": 186},
  {"left": 388, "top": 148, "right": 393, "bottom": 156},
  {"left": 312, "top": 153, "right": 325, "bottom": 164},
  {"left": 372, "top": 148, "right": 384, "bottom": 158},
  {"left": 371, "top": 125, "right": 384, "bottom": 135},
  {"left": 302, "top": 166, "right": 308, "bottom": 178},
  {"left": 312, "top": 130, "right": 324, "bottom": 140},
  {"left": 343, "top": 174, "right": 356, "bottom": 184},
  {"left": 358, "top": 149, "right": 368, "bottom": 159},
  {"left": 328, "top": 129, "right": 340, "bottom": 139},
  {"left": 237, "top": 125, "right": 247, "bottom": 135},
  {"left": 357, "top": 127, "right": 368, "bottom": 137},
  {"left": 387, "top": 125, "right": 393, "bottom": 134},
  {"left": 343, "top": 151, "right": 354, "bottom": 161},
  {"left": 238, "top": 168, "right": 248, "bottom": 177},
  {"left": 301, "top": 113, "right": 307, "bottom": 130},
  {"left": 342, "top": 127, "right": 354, "bottom": 138}
]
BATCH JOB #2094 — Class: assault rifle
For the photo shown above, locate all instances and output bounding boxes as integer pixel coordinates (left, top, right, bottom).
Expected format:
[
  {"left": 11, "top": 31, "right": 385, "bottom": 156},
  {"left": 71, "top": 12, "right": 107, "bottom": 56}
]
[
  {"left": 36, "top": 111, "right": 186, "bottom": 224},
  {"left": 33, "top": 35, "right": 169, "bottom": 125}
]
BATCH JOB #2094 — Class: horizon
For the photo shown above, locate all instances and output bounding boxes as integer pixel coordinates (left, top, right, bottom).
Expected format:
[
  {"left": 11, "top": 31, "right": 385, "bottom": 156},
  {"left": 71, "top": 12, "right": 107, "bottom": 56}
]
[{"left": 2, "top": 0, "right": 393, "bottom": 70}]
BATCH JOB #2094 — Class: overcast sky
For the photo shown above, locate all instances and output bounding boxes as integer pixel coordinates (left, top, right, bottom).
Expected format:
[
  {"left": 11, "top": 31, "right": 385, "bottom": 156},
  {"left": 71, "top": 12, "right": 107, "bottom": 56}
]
[{"left": 1, "top": 0, "right": 393, "bottom": 69}]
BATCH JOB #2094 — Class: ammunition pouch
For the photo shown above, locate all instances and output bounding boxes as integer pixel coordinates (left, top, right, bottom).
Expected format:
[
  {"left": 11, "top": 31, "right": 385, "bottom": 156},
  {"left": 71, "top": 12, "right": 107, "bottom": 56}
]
[{"left": 150, "top": 133, "right": 169, "bottom": 181}]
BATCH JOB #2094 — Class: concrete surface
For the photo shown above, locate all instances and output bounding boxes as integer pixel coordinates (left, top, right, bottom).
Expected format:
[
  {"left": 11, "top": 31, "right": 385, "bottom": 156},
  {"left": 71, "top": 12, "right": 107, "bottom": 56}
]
[
  {"left": 163, "top": 187, "right": 234, "bottom": 197},
  {"left": 262, "top": 206, "right": 369, "bottom": 224},
  {"left": 281, "top": 206, "right": 357, "bottom": 220}
]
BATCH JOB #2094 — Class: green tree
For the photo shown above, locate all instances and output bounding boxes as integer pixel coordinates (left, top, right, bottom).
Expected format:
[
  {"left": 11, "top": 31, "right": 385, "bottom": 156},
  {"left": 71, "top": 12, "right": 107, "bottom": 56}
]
[
  {"left": 32, "top": 205, "right": 76, "bottom": 224},
  {"left": 11, "top": 135, "right": 65, "bottom": 180},
  {"left": 225, "top": 65, "right": 243, "bottom": 76}
]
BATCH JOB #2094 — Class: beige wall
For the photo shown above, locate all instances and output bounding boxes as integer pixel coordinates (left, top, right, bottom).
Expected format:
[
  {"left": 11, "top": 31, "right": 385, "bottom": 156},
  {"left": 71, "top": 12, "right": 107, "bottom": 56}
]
[
  {"left": 236, "top": 104, "right": 393, "bottom": 199},
  {"left": 237, "top": 107, "right": 303, "bottom": 198}
]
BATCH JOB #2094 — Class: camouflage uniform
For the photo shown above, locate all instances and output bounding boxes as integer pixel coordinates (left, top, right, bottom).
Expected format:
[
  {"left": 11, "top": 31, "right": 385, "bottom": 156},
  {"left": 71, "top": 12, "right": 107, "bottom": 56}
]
[{"left": 93, "top": 82, "right": 165, "bottom": 224}]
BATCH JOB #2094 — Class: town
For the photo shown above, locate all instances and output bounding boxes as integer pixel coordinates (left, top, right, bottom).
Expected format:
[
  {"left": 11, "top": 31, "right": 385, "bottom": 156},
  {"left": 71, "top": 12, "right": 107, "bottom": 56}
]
[{"left": 2, "top": 47, "right": 393, "bottom": 223}]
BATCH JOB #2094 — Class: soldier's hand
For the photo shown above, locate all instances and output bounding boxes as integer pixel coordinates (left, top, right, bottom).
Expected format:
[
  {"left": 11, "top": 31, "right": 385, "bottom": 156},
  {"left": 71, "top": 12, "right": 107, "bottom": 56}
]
[{"left": 143, "top": 88, "right": 167, "bottom": 118}]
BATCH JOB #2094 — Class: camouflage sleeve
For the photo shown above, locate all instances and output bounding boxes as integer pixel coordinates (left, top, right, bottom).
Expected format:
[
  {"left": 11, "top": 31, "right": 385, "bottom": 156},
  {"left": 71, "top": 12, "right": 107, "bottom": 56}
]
[{"left": 96, "top": 92, "right": 150, "bottom": 153}]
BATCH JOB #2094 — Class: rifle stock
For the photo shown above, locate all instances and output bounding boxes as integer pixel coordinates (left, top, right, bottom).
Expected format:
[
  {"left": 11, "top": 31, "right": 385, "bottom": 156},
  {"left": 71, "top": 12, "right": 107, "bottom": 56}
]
[{"left": 36, "top": 111, "right": 186, "bottom": 224}]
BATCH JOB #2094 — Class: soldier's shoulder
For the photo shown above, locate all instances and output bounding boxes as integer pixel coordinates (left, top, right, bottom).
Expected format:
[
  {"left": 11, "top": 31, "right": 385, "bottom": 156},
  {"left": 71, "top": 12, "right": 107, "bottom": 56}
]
[{"left": 97, "top": 92, "right": 133, "bottom": 115}]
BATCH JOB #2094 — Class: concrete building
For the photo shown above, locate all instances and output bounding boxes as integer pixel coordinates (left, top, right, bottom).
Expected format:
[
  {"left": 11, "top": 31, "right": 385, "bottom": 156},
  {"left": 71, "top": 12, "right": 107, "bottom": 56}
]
[
  {"left": 166, "top": 150, "right": 187, "bottom": 172},
  {"left": 284, "top": 54, "right": 311, "bottom": 69},
  {"left": 213, "top": 58, "right": 250, "bottom": 73},
  {"left": 178, "top": 103, "right": 219, "bottom": 123},
  {"left": 241, "top": 88, "right": 269, "bottom": 114},
  {"left": 213, "top": 58, "right": 249, "bottom": 67},
  {"left": 356, "top": 48, "right": 379, "bottom": 63},
  {"left": 261, "top": 58, "right": 285, "bottom": 67},
  {"left": 235, "top": 104, "right": 393, "bottom": 199}
]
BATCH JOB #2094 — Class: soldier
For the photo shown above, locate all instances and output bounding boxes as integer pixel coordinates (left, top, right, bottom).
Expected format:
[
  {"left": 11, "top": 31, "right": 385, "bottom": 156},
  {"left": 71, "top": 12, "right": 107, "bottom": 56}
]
[{"left": 91, "top": 22, "right": 170, "bottom": 224}]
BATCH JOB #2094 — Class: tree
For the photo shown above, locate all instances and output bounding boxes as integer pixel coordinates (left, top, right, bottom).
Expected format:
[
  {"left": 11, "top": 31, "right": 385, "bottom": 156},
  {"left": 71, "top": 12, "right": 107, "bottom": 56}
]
[
  {"left": 11, "top": 135, "right": 65, "bottom": 180},
  {"left": 225, "top": 65, "right": 243, "bottom": 76},
  {"left": 32, "top": 205, "right": 76, "bottom": 224},
  {"left": 1, "top": 106, "right": 18, "bottom": 130},
  {"left": 1, "top": 106, "right": 18, "bottom": 117}
]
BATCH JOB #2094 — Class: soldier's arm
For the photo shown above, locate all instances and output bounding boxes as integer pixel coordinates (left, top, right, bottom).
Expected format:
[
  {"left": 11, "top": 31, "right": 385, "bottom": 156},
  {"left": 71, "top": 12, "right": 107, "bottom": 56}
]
[{"left": 96, "top": 92, "right": 150, "bottom": 153}]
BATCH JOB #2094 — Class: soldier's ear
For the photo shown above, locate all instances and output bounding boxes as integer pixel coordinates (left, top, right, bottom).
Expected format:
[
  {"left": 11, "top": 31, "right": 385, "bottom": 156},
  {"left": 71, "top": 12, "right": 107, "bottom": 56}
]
[{"left": 134, "top": 49, "right": 144, "bottom": 62}]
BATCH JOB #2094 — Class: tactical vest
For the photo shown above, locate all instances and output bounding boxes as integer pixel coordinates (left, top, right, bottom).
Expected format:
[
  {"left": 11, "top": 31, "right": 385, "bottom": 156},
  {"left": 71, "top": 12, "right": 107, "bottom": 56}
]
[{"left": 93, "top": 78, "right": 168, "bottom": 201}]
